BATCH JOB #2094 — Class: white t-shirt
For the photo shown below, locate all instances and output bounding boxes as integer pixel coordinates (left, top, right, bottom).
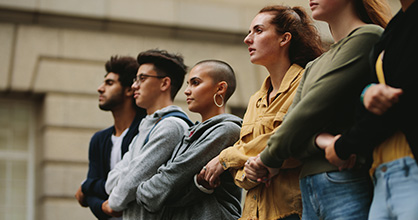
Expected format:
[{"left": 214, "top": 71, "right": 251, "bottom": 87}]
[
  {"left": 110, "top": 128, "right": 129, "bottom": 220},
  {"left": 110, "top": 128, "right": 129, "bottom": 170}
]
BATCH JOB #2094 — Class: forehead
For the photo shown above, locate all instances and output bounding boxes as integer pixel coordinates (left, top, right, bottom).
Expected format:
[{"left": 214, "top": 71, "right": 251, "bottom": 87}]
[
  {"left": 250, "top": 12, "right": 274, "bottom": 27},
  {"left": 137, "top": 63, "right": 157, "bottom": 74},
  {"left": 188, "top": 64, "right": 213, "bottom": 80},
  {"left": 105, "top": 72, "right": 120, "bottom": 81}
]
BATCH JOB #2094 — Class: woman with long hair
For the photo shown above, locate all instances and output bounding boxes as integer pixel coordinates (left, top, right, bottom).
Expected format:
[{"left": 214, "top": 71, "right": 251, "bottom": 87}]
[
  {"left": 200, "top": 5, "right": 323, "bottom": 220},
  {"left": 316, "top": 0, "right": 418, "bottom": 219},
  {"left": 246, "top": 0, "right": 392, "bottom": 219}
]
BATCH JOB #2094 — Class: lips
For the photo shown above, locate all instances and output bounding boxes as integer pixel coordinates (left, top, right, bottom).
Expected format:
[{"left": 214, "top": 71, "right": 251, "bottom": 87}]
[
  {"left": 248, "top": 48, "right": 255, "bottom": 55},
  {"left": 309, "top": 2, "right": 318, "bottom": 9},
  {"left": 186, "top": 98, "right": 193, "bottom": 104}
]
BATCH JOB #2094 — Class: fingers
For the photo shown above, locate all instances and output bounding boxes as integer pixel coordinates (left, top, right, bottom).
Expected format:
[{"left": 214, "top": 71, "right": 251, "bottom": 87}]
[
  {"left": 315, "top": 133, "right": 336, "bottom": 149},
  {"left": 364, "top": 84, "right": 403, "bottom": 115},
  {"left": 244, "top": 157, "right": 268, "bottom": 180}
]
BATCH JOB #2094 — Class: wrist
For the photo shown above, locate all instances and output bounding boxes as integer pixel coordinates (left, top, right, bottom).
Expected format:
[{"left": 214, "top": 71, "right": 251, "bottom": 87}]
[{"left": 360, "top": 83, "right": 376, "bottom": 105}]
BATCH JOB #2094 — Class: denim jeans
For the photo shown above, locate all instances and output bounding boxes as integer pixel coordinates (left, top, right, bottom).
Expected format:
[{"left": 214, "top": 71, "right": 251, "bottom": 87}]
[
  {"left": 369, "top": 156, "right": 418, "bottom": 220},
  {"left": 300, "top": 170, "right": 372, "bottom": 220}
]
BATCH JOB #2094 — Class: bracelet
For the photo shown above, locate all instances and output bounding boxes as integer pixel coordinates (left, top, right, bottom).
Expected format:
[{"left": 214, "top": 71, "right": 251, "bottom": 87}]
[
  {"left": 194, "top": 174, "right": 214, "bottom": 194},
  {"left": 360, "top": 83, "right": 376, "bottom": 105}
]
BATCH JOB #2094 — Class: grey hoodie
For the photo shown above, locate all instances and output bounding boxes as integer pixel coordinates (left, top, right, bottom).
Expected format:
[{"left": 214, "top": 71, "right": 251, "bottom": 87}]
[
  {"left": 105, "top": 105, "right": 191, "bottom": 220},
  {"left": 137, "top": 113, "right": 243, "bottom": 220}
]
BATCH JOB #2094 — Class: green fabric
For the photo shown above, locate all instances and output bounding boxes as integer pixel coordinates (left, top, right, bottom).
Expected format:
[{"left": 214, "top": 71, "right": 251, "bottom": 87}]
[{"left": 261, "top": 25, "right": 384, "bottom": 178}]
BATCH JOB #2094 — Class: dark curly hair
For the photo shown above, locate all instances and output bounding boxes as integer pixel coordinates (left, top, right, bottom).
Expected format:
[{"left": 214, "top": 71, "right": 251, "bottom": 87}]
[{"left": 105, "top": 56, "right": 146, "bottom": 114}]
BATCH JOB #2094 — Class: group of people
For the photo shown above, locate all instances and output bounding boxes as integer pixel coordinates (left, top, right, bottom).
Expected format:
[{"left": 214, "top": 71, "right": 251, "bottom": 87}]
[{"left": 75, "top": 0, "right": 418, "bottom": 219}]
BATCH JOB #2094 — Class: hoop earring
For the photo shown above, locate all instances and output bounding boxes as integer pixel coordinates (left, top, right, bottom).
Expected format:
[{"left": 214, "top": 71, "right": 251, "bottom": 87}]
[{"left": 213, "top": 94, "right": 224, "bottom": 108}]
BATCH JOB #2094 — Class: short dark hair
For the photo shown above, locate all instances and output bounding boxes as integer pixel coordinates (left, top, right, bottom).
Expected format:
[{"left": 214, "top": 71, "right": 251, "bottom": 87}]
[
  {"left": 194, "top": 60, "right": 236, "bottom": 103},
  {"left": 137, "top": 49, "right": 188, "bottom": 100},
  {"left": 105, "top": 56, "right": 139, "bottom": 88},
  {"left": 104, "top": 56, "right": 146, "bottom": 114}
]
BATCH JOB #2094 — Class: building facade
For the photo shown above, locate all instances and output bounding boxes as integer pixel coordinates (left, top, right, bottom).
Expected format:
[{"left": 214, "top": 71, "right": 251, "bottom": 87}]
[{"left": 0, "top": 0, "right": 400, "bottom": 219}]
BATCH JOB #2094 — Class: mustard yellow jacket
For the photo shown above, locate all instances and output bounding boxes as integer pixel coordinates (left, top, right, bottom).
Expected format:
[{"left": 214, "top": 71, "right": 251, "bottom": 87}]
[{"left": 219, "top": 64, "right": 303, "bottom": 220}]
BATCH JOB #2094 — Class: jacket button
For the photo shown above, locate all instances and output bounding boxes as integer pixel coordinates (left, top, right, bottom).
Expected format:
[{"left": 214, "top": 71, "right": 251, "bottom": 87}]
[{"left": 381, "top": 166, "right": 387, "bottom": 172}]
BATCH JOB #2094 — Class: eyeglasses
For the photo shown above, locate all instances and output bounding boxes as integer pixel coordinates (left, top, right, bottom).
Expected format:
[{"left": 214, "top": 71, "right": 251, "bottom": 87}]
[{"left": 133, "top": 73, "right": 166, "bottom": 85}]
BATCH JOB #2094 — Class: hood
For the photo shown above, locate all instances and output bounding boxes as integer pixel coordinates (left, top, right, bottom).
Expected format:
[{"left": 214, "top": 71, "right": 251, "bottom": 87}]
[{"left": 187, "top": 113, "right": 242, "bottom": 142}]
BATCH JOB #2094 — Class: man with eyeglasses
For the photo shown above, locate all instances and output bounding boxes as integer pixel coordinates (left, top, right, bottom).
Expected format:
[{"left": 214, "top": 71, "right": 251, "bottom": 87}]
[
  {"left": 103, "top": 49, "right": 193, "bottom": 219},
  {"left": 75, "top": 56, "right": 147, "bottom": 220}
]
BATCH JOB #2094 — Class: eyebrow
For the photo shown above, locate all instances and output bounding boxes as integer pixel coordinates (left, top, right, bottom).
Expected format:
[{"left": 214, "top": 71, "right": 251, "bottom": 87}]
[
  {"left": 187, "top": 76, "right": 201, "bottom": 83},
  {"left": 249, "top": 24, "right": 264, "bottom": 33}
]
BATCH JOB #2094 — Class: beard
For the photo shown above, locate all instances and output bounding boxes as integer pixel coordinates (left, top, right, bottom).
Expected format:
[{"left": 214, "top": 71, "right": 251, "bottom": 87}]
[{"left": 99, "top": 93, "right": 124, "bottom": 111}]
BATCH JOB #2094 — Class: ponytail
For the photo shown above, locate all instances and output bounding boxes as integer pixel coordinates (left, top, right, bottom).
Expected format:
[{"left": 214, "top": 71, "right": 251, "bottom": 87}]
[
  {"left": 259, "top": 5, "right": 324, "bottom": 68},
  {"left": 355, "top": 0, "right": 392, "bottom": 28}
]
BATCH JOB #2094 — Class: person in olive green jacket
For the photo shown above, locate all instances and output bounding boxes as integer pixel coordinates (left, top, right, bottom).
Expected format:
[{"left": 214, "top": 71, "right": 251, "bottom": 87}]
[{"left": 245, "top": 0, "right": 392, "bottom": 219}]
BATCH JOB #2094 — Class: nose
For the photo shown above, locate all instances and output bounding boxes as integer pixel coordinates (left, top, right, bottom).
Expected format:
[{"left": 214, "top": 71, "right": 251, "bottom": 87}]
[
  {"left": 244, "top": 33, "right": 252, "bottom": 45},
  {"left": 97, "top": 83, "right": 104, "bottom": 93},
  {"left": 132, "top": 80, "right": 139, "bottom": 90},
  {"left": 184, "top": 85, "right": 191, "bottom": 95}
]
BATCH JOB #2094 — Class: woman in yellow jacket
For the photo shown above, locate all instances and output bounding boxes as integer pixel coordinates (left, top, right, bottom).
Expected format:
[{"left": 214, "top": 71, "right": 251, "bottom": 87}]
[{"left": 197, "top": 5, "right": 323, "bottom": 220}]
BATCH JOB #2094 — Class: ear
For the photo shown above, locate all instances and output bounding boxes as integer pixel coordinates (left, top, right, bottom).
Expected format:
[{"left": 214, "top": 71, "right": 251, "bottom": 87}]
[
  {"left": 124, "top": 87, "right": 134, "bottom": 97},
  {"left": 160, "top": 76, "right": 171, "bottom": 92},
  {"left": 279, "top": 32, "right": 292, "bottom": 47},
  {"left": 216, "top": 81, "right": 228, "bottom": 96}
]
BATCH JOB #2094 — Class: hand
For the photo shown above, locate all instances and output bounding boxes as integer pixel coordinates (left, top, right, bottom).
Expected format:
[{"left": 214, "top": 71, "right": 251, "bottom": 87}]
[
  {"left": 102, "top": 200, "right": 123, "bottom": 217},
  {"left": 201, "top": 156, "right": 224, "bottom": 188},
  {"left": 245, "top": 155, "right": 280, "bottom": 186},
  {"left": 316, "top": 134, "right": 356, "bottom": 170},
  {"left": 75, "top": 186, "right": 88, "bottom": 207},
  {"left": 196, "top": 172, "right": 215, "bottom": 189},
  {"left": 363, "top": 84, "right": 403, "bottom": 115}
]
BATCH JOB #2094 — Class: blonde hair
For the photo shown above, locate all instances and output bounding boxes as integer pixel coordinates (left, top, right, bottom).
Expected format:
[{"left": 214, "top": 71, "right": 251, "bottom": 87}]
[{"left": 355, "top": 0, "right": 392, "bottom": 28}]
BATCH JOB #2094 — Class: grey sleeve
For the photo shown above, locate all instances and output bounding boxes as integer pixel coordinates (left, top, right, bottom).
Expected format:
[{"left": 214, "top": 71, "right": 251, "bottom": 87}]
[
  {"left": 136, "top": 122, "right": 241, "bottom": 212},
  {"left": 107, "top": 118, "right": 188, "bottom": 211}
]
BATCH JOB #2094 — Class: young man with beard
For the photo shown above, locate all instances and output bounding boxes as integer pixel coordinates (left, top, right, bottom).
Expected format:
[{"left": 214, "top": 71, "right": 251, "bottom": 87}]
[{"left": 75, "top": 56, "right": 146, "bottom": 219}]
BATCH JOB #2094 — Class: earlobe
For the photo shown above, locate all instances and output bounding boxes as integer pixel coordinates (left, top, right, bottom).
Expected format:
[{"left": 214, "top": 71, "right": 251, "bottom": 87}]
[
  {"left": 125, "top": 87, "right": 134, "bottom": 97},
  {"left": 160, "top": 77, "right": 171, "bottom": 92},
  {"left": 217, "top": 81, "right": 228, "bottom": 95},
  {"left": 280, "top": 32, "right": 292, "bottom": 47}
]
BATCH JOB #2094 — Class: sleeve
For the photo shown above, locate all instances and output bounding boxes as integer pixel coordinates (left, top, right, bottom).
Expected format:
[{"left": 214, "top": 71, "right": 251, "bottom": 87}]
[
  {"left": 82, "top": 132, "right": 109, "bottom": 199},
  {"left": 260, "top": 30, "right": 383, "bottom": 168},
  {"left": 85, "top": 195, "right": 110, "bottom": 220},
  {"left": 106, "top": 118, "right": 187, "bottom": 211},
  {"left": 219, "top": 97, "right": 301, "bottom": 190},
  {"left": 136, "top": 122, "right": 241, "bottom": 212},
  {"left": 105, "top": 136, "right": 137, "bottom": 195},
  {"left": 335, "top": 26, "right": 418, "bottom": 159}
]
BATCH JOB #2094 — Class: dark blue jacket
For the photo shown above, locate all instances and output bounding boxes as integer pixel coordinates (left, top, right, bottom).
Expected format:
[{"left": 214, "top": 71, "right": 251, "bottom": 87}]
[{"left": 81, "top": 113, "right": 145, "bottom": 219}]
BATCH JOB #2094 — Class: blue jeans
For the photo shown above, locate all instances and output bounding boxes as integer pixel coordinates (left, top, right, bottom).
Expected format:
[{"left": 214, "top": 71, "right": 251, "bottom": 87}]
[
  {"left": 300, "top": 170, "right": 372, "bottom": 220},
  {"left": 369, "top": 156, "right": 418, "bottom": 220}
]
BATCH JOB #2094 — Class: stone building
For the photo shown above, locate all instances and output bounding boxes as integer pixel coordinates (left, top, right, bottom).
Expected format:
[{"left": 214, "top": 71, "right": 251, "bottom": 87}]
[{"left": 0, "top": 0, "right": 400, "bottom": 219}]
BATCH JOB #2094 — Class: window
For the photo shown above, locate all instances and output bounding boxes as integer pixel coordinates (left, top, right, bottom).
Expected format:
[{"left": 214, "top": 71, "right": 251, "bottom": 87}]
[{"left": 0, "top": 99, "right": 35, "bottom": 220}]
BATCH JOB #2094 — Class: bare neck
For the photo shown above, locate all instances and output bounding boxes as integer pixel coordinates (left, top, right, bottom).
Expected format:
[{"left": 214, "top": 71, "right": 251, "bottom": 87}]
[
  {"left": 112, "top": 103, "right": 137, "bottom": 137},
  {"left": 265, "top": 57, "right": 291, "bottom": 96},
  {"left": 201, "top": 107, "right": 225, "bottom": 122},
  {"left": 146, "top": 94, "right": 173, "bottom": 115},
  {"left": 328, "top": 7, "right": 367, "bottom": 42}
]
